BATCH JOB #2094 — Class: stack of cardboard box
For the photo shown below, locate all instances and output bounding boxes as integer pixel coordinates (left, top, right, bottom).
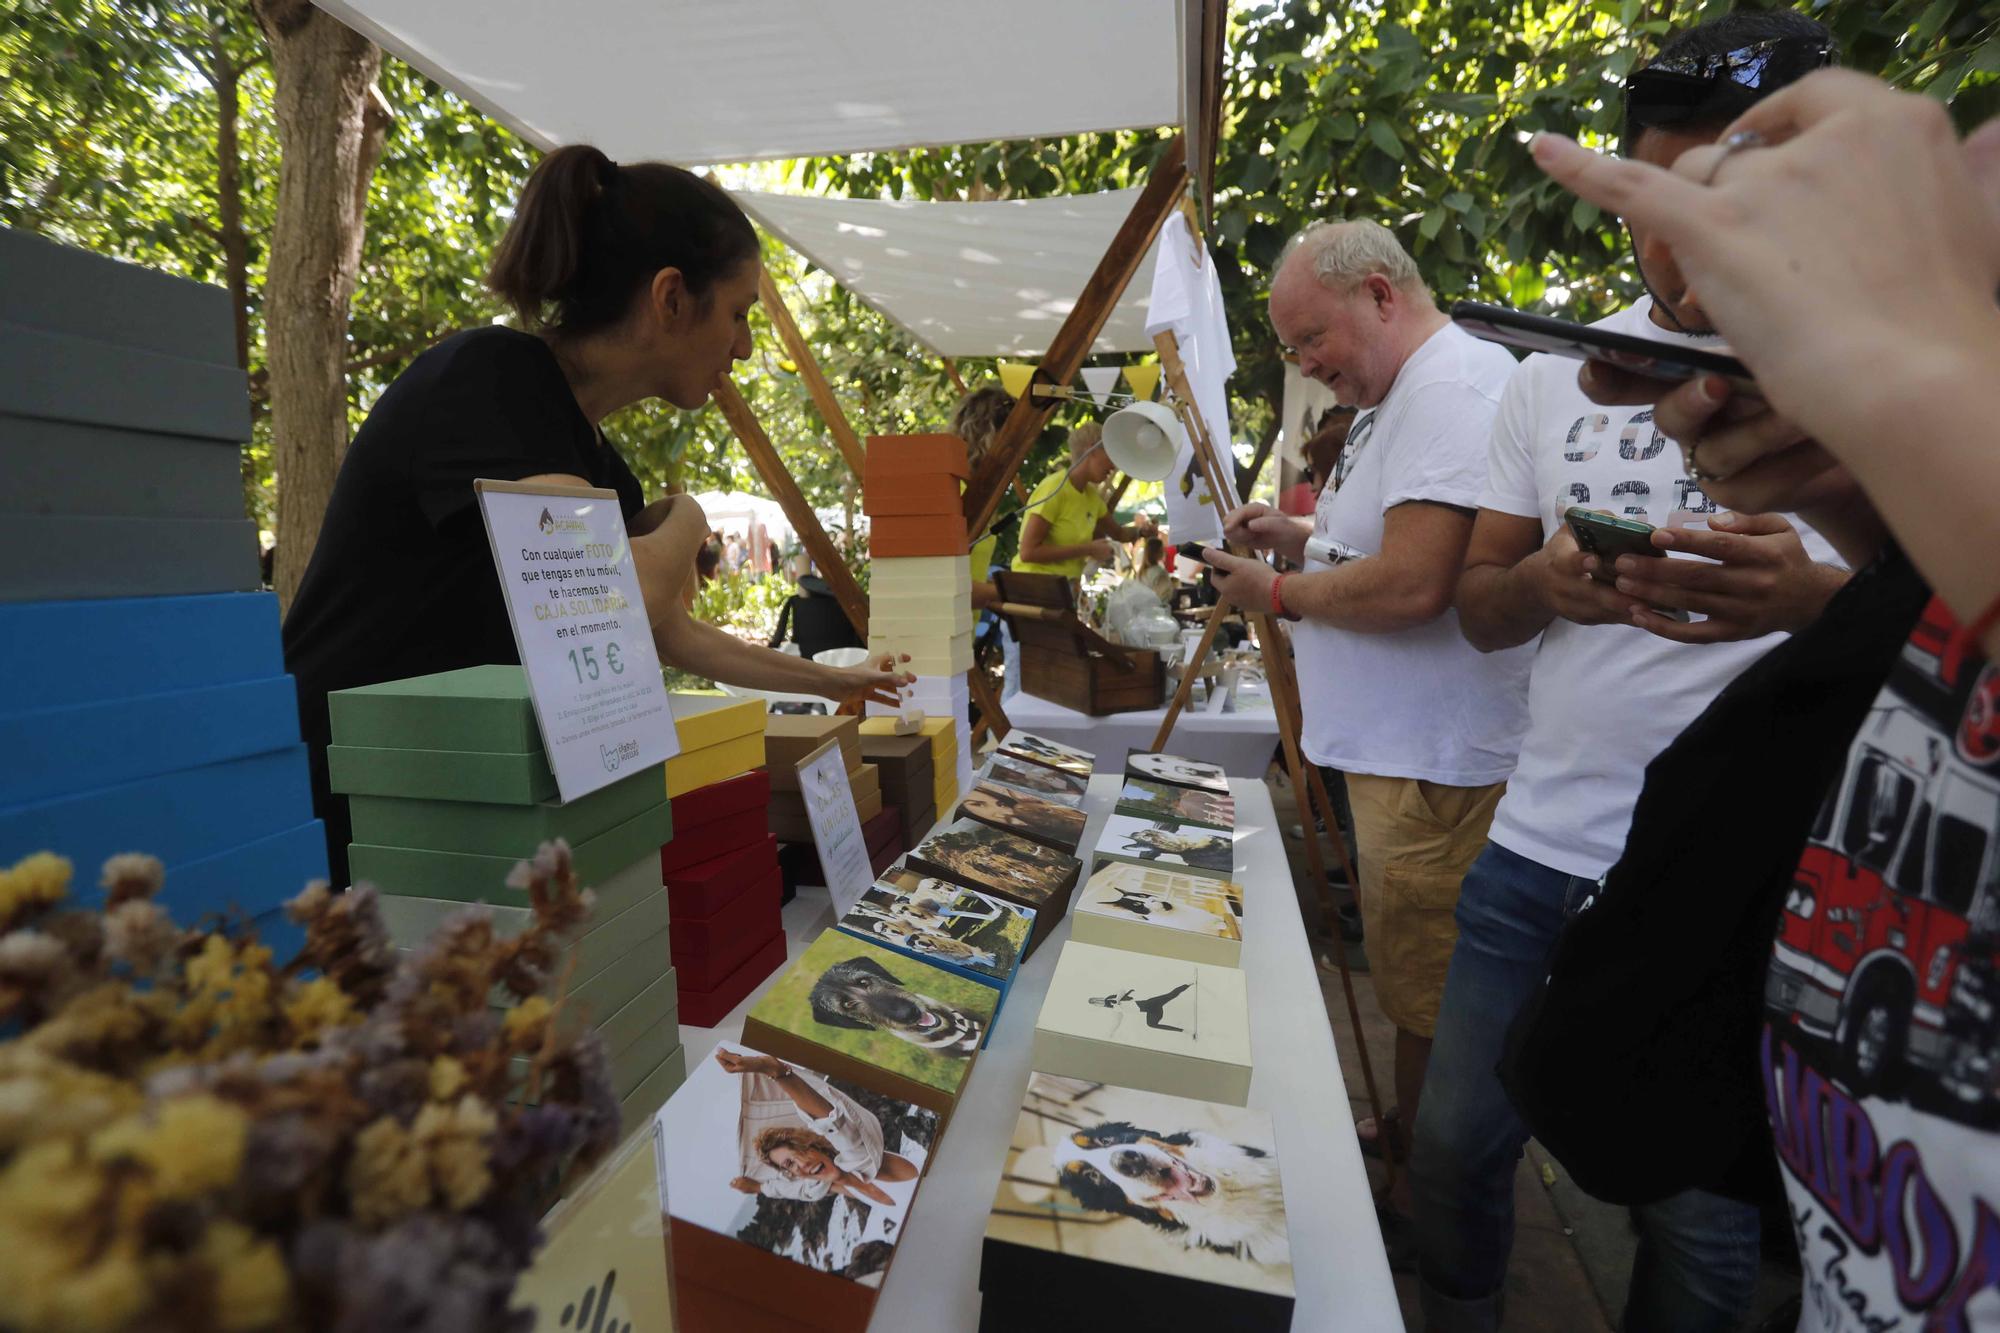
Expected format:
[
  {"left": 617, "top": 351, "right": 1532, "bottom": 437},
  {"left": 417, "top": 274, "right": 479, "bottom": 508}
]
[
  {"left": 0, "top": 228, "right": 324, "bottom": 956},
  {"left": 659, "top": 695, "right": 784, "bottom": 1027},
  {"left": 327, "top": 665, "right": 683, "bottom": 1136},
  {"left": 863, "top": 714, "right": 963, "bottom": 822},
  {"left": 863, "top": 433, "right": 975, "bottom": 674},
  {"left": 860, "top": 730, "right": 937, "bottom": 847}
]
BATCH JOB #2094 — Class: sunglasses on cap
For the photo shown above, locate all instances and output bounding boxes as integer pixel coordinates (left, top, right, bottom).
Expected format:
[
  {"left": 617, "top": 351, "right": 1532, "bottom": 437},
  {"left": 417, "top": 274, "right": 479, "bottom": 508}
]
[{"left": 1624, "top": 35, "right": 1835, "bottom": 133}]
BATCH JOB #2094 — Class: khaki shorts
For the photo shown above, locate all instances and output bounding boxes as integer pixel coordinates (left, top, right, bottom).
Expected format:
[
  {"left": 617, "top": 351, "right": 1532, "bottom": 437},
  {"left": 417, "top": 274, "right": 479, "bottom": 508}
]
[{"left": 1344, "top": 773, "right": 1505, "bottom": 1039}]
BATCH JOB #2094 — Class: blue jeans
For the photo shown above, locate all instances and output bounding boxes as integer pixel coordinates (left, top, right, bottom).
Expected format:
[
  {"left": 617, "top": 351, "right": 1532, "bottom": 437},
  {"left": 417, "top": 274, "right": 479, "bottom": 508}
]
[{"left": 1408, "top": 841, "right": 1762, "bottom": 1333}]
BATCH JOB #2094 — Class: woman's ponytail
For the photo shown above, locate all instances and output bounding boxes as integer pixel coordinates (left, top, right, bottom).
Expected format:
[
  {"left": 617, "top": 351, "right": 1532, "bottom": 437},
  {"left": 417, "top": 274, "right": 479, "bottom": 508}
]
[{"left": 487, "top": 143, "right": 757, "bottom": 339}]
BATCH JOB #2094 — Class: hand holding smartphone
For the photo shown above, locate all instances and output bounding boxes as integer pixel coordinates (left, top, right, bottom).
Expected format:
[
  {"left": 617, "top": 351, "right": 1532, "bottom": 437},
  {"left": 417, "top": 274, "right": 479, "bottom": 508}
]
[
  {"left": 1451, "top": 301, "right": 1760, "bottom": 400},
  {"left": 1562, "top": 507, "right": 1690, "bottom": 623}
]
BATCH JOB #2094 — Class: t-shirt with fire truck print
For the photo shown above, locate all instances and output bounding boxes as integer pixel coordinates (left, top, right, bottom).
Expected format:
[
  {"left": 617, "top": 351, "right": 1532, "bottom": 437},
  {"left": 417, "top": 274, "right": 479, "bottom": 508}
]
[{"left": 1765, "top": 594, "right": 2000, "bottom": 1328}]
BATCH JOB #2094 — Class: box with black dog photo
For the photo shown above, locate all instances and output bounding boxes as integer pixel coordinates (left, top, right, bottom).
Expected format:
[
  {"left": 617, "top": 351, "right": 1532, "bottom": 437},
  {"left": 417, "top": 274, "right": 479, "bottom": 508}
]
[
  {"left": 996, "top": 729, "right": 1095, "bottom": 779},
  {"left": 1116, "top": 775, "right": 1235, "bottom": 830},
  {"left": 956, "top": 779, "right": 1088, "bottom": 854},
  {"left": 743, "top": 929, "right": 998, "bottom": 1121},
  {"left": 1032, "top": 939, "right": 1252, "bottom": 1105},
  {"left": 1072, "top": 862, "right": 1244, "bottom": 968},
  {"left": 982, "top": 753, "right": 1088, "bottom": 809},
  {"left": 906, "top": 817, "right": 1082, "bottom": 959},
  {"left": 980, "top": 1073, "right": 1294, "bottom": 1333},
  {"left": 1093, "top": 811, "right": 1240, "bottom": 882},
  {"left": 659, "top": 1041, "right": 941, "bottom": 1333},
  {"left": 834, "top": 862, "right": 1034, "bottom": 1029},
  {"left": 1123, "top": 749, "right": 1231, "bottom": 795}
]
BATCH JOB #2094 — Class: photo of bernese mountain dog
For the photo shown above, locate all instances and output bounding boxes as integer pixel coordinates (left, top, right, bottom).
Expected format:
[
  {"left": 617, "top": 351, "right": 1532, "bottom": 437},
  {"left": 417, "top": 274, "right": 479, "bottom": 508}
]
[
  {"left": 808, "top": 955, "right": 984, "bottom": 1057},
  {"left": 1053, "top": 1120, "right": 1290, "bottom": 1266}
]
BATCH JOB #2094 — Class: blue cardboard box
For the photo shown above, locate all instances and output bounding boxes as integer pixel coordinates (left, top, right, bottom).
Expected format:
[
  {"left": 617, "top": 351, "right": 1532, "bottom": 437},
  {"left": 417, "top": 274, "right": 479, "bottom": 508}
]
[
  {"left": 167, "top": 819, "right": 328, "bottom": 927},
  {"left": 0, "top": 592, "right": 283, "bottom": 710}
]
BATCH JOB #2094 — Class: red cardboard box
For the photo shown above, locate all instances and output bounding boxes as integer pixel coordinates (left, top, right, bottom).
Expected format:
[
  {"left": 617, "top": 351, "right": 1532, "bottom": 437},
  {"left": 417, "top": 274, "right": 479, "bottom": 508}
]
[
  {"left": 864, "top": 432, "right": 969, "bottom": 481},
  {"left": 666, "top": 833, "right": 779, "bottom": 918},
  {"left": 661, "top": 806, "right": 771, "bottom": 877},
  {"left": 676, "top": 929, "right": 786, "bottom": 1028},
  {"left": 862, "top": 472, "right": 962, "bottom": 517},
  {"left": 869, "top": 839, "right": 904, "bottom": 877},
  {"left": 668, "top": 767, "right": 770, "bottom": 827},
  {"left": 863, "top": 805, "right": 901, "bottom": 858},
  {"left": 869, "top": 513, "right": 969, "bottom": 558},
  {"left": 670, "top": 865, "right": 783, "bottom": 991}
]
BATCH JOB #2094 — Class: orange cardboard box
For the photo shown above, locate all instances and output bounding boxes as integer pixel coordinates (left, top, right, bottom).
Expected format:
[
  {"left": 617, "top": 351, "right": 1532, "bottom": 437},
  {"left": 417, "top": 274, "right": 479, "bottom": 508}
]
[
  {"left": 865, "top": 433, "right": 970, "bottom": 482},
  {"left": 861, "top": 472, "right": 963, "bottom": 517},
  {"left": 870, "top": 513, "right": 969, "bottom": 557}
]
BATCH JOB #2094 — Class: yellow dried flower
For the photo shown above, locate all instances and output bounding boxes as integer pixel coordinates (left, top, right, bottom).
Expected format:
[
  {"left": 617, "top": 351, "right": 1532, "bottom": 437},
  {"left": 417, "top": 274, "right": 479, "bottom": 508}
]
[
  {"left": 428, "top": 1055, "right": 469, "bottom": 1102},
  {"left": 0, "top": 1248, "right": 149, "bottom": 1333},
  {"left": 347, "top": 1117, "right": 429, "bottom": 1227},
  {"left": 175, "top": 937, "right": 277, "bottom": 1056},
  {"left": 413, "top": 1095, "right": 497, "bottom": 1211},
  {"left": 0, "top": 1138, "right": 102, "bottom": 1231},
  {"left": 282, "top": 976, "right": 355, "bottom": 1041},
  {"left": 0, "top": 851, "right": 71, "bottom": 930},
  {"left": 90, "top": 1095, "right": 248, "bottom": 1201},
  {"left": 201, "top": 1220, "right": 291, "bottom": 1331},
  {"left": 501, "top": 994, "right": 552, "bottom": 1049},
  {"left": 0, "top": 1047, "right": 142, "bottom": 1153}
]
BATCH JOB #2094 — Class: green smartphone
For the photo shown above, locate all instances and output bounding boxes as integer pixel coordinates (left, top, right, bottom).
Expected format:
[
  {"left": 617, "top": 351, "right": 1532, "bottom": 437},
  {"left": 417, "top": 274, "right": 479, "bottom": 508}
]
[{"left": 1563, "top": 506, "right": 1662, "bottom": 584}]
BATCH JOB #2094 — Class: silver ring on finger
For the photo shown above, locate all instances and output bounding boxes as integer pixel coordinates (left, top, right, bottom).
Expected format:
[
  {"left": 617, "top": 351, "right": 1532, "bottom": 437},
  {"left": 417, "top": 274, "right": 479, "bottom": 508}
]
[
  {"left": 1682, "top": 443, "right": 1711, "bottom": 485},
  {"left": 1702, "top": 129, "right": 1766, "bottom": 187}
]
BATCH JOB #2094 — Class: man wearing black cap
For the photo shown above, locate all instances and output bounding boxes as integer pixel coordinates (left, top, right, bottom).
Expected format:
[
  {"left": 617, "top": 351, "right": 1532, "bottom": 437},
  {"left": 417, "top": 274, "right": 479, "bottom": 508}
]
[{"left": 1418, "top": 11, "right": 1848, "bottom": 1330}]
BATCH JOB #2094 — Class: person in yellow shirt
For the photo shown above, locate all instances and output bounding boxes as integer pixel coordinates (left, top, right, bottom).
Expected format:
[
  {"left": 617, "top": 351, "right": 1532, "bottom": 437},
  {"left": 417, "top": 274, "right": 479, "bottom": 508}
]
[{"left": 1012, "top": 422, "right": 1156, "bottom": 579}]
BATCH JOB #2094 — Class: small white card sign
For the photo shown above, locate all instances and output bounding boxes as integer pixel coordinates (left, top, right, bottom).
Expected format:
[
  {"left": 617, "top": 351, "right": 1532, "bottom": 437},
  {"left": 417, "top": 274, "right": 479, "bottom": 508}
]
[
  {"left": 796, "top": 737, "right": 874, "bottom": 919},
  {"left": 475, "top": 479, "right": 679, "bottom": 803}
]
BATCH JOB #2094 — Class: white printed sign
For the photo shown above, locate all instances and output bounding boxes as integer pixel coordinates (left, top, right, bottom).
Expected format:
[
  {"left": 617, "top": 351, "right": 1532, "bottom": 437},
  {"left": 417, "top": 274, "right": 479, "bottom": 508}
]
[
  {"left": 476, "top": 480, "right": 679, "bottom": 803},
  {"left": 795, "top": 737, "right": 874, "bottom": 920}
]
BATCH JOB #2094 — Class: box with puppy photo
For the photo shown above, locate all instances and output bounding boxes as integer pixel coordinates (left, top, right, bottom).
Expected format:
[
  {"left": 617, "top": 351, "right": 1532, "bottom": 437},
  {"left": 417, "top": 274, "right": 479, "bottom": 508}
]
[
  {"left": 1093, "top": 811, "right": 1240, "bottom": 882},
  {"left": 981, "top": 1073, "right": 1294, "bottom": 1333},
  {"left": 1032, "top": 939, "right": 1252, "bottom": 1105},
  {"left": 956, "top": 779, "right": 1088, "bottom": 854},
  {"left": 834, "top": 861, "right": 1034, "bottom": 1030},
  {"left": 659, "top": 1041, "right": 941, "bottom": 1333},
  {"left": 982, "top": 753, "right": 1089, "bottom": 808},
  {"left": 906, "top": 816, "right": 1082, "bottom": 959},
  {"left": 1073, "top": 862, "right": 1244, "bottom": 969},
  {"left": 744, "top": 928, "right": 999, "bottom": 1121},
  {"left": 1123, "top": 748, "right": 1231, "bottom": 795}
]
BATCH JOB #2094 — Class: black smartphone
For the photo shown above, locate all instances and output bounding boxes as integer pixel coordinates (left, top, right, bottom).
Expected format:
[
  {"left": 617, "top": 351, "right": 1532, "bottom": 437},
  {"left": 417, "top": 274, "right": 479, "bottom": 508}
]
[
  {"left": 1451, "top": 302, "right": 1759, "bottom": 397},
  {"left": 1563, "top": 506, "right": 1662, "bottom": 581},
  {"left": 1176, "top": 541, "right": 1209, "bottom": 564}
]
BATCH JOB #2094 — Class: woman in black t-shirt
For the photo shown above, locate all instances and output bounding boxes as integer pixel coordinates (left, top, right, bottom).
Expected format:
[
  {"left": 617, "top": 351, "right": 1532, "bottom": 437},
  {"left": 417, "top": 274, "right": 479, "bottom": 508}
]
[{"left": 284, "top": 146, "right": 909, "bottom": 884}]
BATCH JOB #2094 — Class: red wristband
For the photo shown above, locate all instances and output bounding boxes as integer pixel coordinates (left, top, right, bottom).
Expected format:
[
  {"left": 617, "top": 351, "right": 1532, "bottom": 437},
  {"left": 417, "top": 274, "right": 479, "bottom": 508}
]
[{"left": 1271, "top": 572, "right": 1289, "bottom": 619}]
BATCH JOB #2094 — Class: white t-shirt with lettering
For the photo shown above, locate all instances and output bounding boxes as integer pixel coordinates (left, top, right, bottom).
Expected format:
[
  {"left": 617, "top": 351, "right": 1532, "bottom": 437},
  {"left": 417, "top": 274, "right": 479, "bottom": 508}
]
[
  {"left": 1481, "top": 300, "right": 1842, "bottom": 879},
  {"left": 1295, "top": 323, "right": 1533, "bottom": 787}
]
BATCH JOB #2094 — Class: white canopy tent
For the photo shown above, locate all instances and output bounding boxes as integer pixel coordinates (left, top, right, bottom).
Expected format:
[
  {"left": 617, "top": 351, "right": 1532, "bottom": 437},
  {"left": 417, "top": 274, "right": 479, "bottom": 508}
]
[
  {"left": 313, "top": 0, "right": 1207, "bottom": 171},
  {"left": 734, "top": 188, "right": 1167, "bottom": 358}
]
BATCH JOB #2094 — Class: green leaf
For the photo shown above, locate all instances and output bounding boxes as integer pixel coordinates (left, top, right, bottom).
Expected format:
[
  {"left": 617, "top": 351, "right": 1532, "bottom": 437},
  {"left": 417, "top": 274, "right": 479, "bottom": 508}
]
[
  {"left": 1572, "top": 198, "right": 1601, "bottom": 230},
  {"left": 1977, "top": 39, "right": 2000, "bottom": 74},
  {"left": 1279, "top": 119, "right": 1317, "bottom": 154},
  {"left": 1911, "top": 0, "right": 1956, "bottom": 49},
  {"left": 1443, "top": 191, "right": 1474, "bottom": 213},
  {"left": 1420, "top": 207, "right": 1446, "bottom": 240},
  {"left": 1365, "top": 119, "right": 1405, "bottom": 160},
  {"left": 1509, "top": 266, "right": 1548, "bottom": 306},
  {"left": 1324, "top": 111, "right": 1360, "bottom": 140}
]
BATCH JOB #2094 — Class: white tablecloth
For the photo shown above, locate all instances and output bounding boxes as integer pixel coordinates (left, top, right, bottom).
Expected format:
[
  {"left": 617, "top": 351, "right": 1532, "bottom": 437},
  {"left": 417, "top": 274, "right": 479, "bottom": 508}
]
[
  {"left": 674, "top": 776, "right": 1401, "bottom": 1332},
  {"left": 998, "top": 691, "right": 1279, "bottom": 778}
]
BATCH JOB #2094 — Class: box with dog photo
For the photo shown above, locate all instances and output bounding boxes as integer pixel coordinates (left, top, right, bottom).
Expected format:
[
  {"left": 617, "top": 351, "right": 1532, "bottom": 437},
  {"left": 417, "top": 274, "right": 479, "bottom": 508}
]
[
  {"left": 1072, "top": 863, "right": 1244, "bottom": 969},
  {"left": 1032, "top": 939, "right": 1252, "bottom": 1105},
  {"left": 956, "top": 779, "right": 1087, "bottom": 854},
  {"left": 996, "top": 730, "right": 1095, "bottom": 780},
  {"left": 743, "top": 929, "right": 999, "bottom": 1121},
  {"left": 980, "top": 1073, "right": 1294, "bottom": 1332},
  {"left": 834, "top": 863, "right": 1032, "bottom": 1030},
  {"left": 906, "top": 817, "right": 1082, "bottom": 960},
  {"left": 1123, "top": 749, "right": 1231, "bottom": 795},
  {"left": 658, "top": 1041, "right": 941, "bottom": 1333},
  {"left": 1116, "top": 776, "right": 1235, "bottom": 831},
  {"left": 1092, "top": 812, "right": 1240, "bottom": 883},
  {"left": 982, "top": 753, "right": 1089, "bottom": 809}
]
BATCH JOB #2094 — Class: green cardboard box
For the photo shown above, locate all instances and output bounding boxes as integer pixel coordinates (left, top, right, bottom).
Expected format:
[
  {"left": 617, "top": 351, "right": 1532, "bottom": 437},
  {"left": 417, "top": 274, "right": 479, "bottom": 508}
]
[
  {"left": 385, "top": 878, "right": 670, "bottom": 989},
  {"left": 349, "top": 803, "right": 670, "bottom": 902},
  {"left": 346, "top": 764, "right": 665, "bottom": 856},
  {"left": 328, "top": 742, "right": 557, "bottom": 805},
  {"left": 329, "top": 664, "right": 538, "bottom": 754},
  {"left": 374, "top": 851, "right": 665, "bottom": 946},
  {"left": 618, "top": 1043, "right": 687, "bottom": 1138}
]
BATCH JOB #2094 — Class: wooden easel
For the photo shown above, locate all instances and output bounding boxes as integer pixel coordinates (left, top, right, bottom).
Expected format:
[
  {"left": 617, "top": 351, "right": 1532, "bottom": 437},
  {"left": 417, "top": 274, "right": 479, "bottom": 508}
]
[{"left": 1146, "top": 328, "right": 1387, "bottom": 1134}]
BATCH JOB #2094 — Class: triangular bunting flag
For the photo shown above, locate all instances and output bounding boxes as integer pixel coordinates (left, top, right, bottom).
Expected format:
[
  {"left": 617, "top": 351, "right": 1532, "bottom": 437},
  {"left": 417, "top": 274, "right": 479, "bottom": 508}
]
[
  {"left": 1123, "top": 362, "right": 1161, "bottom": 402},
  {"left": 1079, "top": 367, "right": 1122, "bottom": 405},
  {"left": 997, "top": 361, "right": 1037, "bottom": 399}
]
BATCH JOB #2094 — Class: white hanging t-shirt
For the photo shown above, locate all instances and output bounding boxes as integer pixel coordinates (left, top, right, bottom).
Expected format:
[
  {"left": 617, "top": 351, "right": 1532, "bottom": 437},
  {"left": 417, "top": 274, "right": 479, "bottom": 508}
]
[
  {"left": 1294, "top": 322, "right": 1534, "bottom": 787},
  {"left": 1481, "top": 300, "right": 1844, "bottom": 879},
  {"left": 1144, "top": 212, "right": 1239, "bottom": 543}
]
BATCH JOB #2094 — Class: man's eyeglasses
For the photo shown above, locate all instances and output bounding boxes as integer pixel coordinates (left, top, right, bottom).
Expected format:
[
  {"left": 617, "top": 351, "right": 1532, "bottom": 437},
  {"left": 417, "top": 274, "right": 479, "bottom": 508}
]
[{"left": 1624, "top": 36, "right": 1835, "bottom": 134}]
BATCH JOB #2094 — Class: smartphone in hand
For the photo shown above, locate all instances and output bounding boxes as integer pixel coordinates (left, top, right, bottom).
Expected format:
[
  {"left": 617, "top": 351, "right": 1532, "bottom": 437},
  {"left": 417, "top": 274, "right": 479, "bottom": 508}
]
[
  {"left": 1563, "top": 507, "right": 1690, "bottom": 623},
  {"left": 1452, "top": 302, "right": 1760, "bottom": 399}
]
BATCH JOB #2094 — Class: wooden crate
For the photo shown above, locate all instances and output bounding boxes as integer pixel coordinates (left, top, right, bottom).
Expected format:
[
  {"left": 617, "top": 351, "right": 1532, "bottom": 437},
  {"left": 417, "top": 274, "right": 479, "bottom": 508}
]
[{"left": 995, "top": 571, "right": 1165, "bottom": 716}]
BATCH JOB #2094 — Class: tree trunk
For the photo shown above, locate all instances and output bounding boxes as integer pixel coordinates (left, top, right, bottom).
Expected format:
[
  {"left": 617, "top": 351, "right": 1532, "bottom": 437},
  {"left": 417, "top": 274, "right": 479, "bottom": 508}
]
[
  {"left": 252, "top": 0, "right": 390, "bottom": 609},
  {"left": 209, "top": 27, "right": 260, "bottom": 511}
]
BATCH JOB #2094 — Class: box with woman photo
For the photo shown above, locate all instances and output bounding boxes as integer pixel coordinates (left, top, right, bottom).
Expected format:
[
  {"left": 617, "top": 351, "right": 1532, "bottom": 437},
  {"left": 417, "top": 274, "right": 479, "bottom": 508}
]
[
  {"left": 659, "top": 1042, "right": 941, "bottom": 1333},
  {"left": 981, "top": 1073, "right": 1294, "bottom": 1332},
  {"left": 1092, "top": 812, "right": 1240, "bottom": 882},
  {"left": 835, "top": 862, "right": 1034, "bottom": 1028},
  {"left": 1032, "top": 940, "right": 1252, "bottom": 1105}
]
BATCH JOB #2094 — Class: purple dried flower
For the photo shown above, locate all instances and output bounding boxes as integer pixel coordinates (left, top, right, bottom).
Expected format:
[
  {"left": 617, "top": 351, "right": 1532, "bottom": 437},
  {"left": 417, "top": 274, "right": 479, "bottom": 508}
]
[
  {"left": 539, "top": 1030, "right": 619, "bottom": 1163},
  {"left": 293, "top": 1213, "right": 534, "bottom": 1333},
  {"left": 357, "top": 1057, "right": 432, "bottom": 1122},
  {"left": 489, "top": 1103, "right": 584, "bottom": 1177}
]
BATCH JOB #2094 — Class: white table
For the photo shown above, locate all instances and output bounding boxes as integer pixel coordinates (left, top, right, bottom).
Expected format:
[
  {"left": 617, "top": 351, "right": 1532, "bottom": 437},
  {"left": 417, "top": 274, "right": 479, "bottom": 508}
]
[
  {"left": 674, "top": 775, "right": 1401, "bottom": 1332},
  {"left": 999, "top": 690, "right": 1280, "bottom": 778}
]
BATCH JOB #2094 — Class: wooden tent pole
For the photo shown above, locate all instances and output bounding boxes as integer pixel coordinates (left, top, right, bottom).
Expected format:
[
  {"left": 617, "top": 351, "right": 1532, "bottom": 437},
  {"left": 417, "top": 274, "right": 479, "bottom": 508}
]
[
  {"left": 1148, "top": 329, "right": 1387, "bottom": 1132},
  {"left": 1148, "top": 603, "right": 1229, "bottom": 750},
  {"left": 712, "top": 375, "right": 869, "bottom": 639},
  {"left": 758, "top": 267, "right": 867, "bottom": 476},
  {"left": 966, "top": 663, "right": 1010, "bottom": 743},
  {"left": 964, "top": 135, "right": 1189, "bottom": 538},
  {"left": 941, "top": 357, "right": 969, "bottom": 394}
]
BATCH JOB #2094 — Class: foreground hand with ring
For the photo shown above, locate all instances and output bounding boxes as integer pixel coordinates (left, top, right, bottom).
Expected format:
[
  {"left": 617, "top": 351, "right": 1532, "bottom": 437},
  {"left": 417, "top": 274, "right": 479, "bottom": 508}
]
[{"left": 1702, "top": 129, "right": 1766, "bottom": 186}]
